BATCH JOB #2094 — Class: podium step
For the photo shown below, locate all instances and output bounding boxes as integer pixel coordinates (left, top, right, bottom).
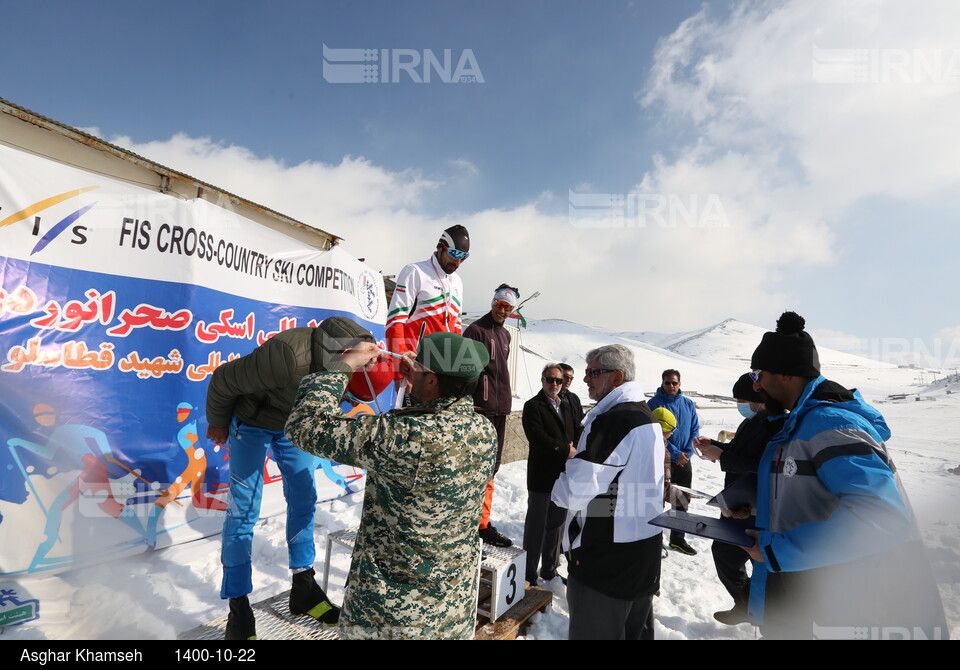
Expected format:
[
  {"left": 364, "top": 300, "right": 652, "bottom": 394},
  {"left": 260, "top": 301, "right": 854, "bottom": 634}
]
[
  {"left": 178, "top": 591, "right": 340, "bottom": 641},
  {"left": 476, "top": 586, "right": 553, "bottom": 640}
]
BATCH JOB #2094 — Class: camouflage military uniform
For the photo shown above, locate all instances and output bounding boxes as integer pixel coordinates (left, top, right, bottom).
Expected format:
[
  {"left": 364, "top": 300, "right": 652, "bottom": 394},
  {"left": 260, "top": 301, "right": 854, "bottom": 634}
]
[{"left": 285, "top": 369, "right": 497, "bottom": 640}]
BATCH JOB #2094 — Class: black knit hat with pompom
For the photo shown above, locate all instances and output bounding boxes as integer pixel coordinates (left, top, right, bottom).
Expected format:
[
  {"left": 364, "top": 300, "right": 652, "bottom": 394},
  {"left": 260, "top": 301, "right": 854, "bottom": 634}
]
[{"left": 750, "top": 311, "right": 821, "bottom": 377}]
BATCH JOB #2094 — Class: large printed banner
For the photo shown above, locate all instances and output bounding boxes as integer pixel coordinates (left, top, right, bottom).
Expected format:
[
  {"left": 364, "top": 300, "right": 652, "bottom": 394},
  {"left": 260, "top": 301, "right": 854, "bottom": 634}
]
[{"left": 0, "top": 143, "right": 387, "bottom": 576}]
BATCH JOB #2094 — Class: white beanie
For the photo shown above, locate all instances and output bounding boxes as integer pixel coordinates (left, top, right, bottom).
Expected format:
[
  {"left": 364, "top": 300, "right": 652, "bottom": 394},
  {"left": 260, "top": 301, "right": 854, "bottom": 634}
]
[{"left": 492, "top": 287, "right": 518, "bottom": 307}]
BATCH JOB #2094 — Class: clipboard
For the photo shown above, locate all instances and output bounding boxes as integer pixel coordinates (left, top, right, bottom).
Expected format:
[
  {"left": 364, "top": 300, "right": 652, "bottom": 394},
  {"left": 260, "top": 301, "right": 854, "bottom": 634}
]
[
  {"left": 706, "top": 472, "right": 757, "bottom": 516},
  {"left": 649, "top": 510, "right": 757, "bottom": 547}
]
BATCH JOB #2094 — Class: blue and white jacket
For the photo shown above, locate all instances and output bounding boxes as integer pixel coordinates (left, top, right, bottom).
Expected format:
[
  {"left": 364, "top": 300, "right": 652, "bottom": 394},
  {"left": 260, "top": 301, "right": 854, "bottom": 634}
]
[{"left": 750, "top": 376, "right": 946, "bottom": 638}]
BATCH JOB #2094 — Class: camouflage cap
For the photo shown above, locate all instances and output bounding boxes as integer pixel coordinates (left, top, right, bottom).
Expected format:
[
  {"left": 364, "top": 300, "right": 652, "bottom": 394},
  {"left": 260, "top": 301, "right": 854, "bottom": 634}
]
[{"left": 417, "top": 332, "right": 489, "bottom": 379}]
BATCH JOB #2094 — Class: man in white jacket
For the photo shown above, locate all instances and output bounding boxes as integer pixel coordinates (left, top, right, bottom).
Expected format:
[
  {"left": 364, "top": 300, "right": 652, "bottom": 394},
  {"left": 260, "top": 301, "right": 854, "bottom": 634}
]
[{"left": 551, "top": 344, "right": 665, "bottom": 640}]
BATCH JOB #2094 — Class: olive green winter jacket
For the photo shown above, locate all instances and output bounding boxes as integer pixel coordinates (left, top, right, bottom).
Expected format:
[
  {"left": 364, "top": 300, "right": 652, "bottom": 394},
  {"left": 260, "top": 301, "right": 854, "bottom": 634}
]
[{"left": 205, "top": 317, "right": 373, "bottom": 431}]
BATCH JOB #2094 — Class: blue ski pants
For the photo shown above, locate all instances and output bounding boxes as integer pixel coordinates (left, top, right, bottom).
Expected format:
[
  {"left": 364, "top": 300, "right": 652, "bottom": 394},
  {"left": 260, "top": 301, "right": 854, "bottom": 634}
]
[{"left": 220, "top": 418, "right": 319, "bottom": 599}]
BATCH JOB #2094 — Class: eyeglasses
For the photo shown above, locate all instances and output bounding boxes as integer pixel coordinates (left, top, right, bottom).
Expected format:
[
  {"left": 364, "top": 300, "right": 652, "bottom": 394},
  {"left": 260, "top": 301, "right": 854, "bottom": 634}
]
[
  {"left": 543, "top": 377, "right": 563, "bottom": 385},
  {"left": 584, "top": 368, "right": 617, "bottom": 378},
  {"left": 562, "top": 375, "right": 574, "bottom": 381},
  {"left": 446, "top": 247, "right": 469, "bottom": 261},
  {"left": 749, "top": 370, "right": 762, "bottom": 381}
]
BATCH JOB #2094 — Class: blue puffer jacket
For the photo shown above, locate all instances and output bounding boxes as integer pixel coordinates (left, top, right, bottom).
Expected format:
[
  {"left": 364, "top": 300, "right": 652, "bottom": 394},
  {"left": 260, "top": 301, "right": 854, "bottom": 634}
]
[
  {"left": 647, "top": 388, "right": 699, "bottom": 462},
  {"left": 749, "top": 376, "right": 947, "bottom": 639}
]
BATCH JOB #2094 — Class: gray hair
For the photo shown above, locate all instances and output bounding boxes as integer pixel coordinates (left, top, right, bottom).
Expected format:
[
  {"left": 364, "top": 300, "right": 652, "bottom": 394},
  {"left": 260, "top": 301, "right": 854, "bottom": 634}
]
[
  {"left": 541, "top": 362, "right": 562, "bottom": 377},
  {"left": 585, "top": 344, "right": 635, "bottom": 382}
]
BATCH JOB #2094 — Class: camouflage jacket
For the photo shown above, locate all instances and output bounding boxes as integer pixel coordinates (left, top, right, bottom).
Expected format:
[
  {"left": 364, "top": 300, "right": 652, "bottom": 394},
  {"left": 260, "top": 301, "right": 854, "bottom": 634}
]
[{"left": 285, "top": 370, "right": 497, "bottom": 640}]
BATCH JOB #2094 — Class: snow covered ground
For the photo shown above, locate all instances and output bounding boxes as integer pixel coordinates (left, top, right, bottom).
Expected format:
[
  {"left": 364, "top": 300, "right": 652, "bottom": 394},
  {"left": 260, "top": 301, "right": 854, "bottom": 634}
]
[{"left": 4, "top": 318, "right": 958, "bottom": 640}]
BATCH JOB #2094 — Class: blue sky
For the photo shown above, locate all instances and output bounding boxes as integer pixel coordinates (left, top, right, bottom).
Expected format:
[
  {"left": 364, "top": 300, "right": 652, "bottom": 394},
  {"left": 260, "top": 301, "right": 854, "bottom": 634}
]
[{"left": 2, "top": 0, "right": 959, "bottom": 362}]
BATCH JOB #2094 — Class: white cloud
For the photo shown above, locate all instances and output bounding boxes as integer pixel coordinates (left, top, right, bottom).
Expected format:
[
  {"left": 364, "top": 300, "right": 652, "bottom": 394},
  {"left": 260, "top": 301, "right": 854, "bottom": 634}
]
[
  {"left": 111, "top": 133, "right": 439, "bottom": 224},
  {"left": 634, "top": 0, "right": 960, "bottom": 333},
  {"left": 643, "top": 0, "right": 960, "bottom": 203}
]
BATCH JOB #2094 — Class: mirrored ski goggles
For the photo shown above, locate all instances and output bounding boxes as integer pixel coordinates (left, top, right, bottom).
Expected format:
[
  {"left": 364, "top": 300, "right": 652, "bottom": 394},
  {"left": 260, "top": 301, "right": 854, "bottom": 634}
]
[
  {"left": 446, "top": 247, "right": 469, "bottom": 260},
  {"left": 493, "top": 300, "right": 514, "bottom": 313}
]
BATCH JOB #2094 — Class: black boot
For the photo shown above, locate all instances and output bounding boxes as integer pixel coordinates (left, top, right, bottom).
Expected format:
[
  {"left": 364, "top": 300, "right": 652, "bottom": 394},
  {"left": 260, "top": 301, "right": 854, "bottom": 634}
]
[
  {"left": 289, "top": 568, "right": 340, "bottom": 626},
  {"left": 714, "top": 605, "right": 751, "bottom": 626},
  {"left": 479, "top": 525, "right": 513, "bottom": 548},
  {"left": 225, "top": 596, "right": 256, "bottom": 640}
]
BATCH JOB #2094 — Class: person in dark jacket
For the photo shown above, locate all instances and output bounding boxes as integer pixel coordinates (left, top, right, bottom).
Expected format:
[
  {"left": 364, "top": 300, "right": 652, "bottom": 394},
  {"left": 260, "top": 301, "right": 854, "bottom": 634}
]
[
  {"left": 205, "top": 316, "right": 373, "bottom": 640},
  {"left": 521, "top": 363, "right": 581, "bottom": 584},
  {"left": 696, "top": 373, "right": 783, "bottom": 625},
  {"left": 464, "top": 284, "right": 518, "bottom": 547},
  {"left": 558, "top": 362, "right": 584, "bottom": 420}
]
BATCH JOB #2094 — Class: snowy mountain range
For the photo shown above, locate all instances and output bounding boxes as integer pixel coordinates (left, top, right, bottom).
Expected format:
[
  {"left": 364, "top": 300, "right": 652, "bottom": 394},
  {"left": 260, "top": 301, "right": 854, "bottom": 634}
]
[{"left": 513, "top": 317, "right": 940, "bottom": 404}]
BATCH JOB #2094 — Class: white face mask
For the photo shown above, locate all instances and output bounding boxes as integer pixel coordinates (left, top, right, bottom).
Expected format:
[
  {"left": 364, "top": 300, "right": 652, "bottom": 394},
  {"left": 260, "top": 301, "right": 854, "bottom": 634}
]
[{"left": 737, "top": 402, "right": 757, "bottom": 419}]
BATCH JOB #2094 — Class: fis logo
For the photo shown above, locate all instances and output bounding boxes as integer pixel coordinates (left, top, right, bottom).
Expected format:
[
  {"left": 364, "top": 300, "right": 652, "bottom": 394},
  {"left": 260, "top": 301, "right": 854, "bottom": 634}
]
[
  {"left": 357, "top": 270, "right": 381, "bottom": 320},
  {"left": 0, "top": 186, "right": 100, "bottom": 254}
]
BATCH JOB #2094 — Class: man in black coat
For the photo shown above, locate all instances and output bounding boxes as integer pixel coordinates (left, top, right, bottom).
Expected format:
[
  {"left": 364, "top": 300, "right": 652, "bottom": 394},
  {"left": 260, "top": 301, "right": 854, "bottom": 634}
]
[
  {"left": 521, "top": 363, "right": 582, "bottom": 585},
  {"left": 696, "top": 373, "right": 783, "bottom": 625},
  {"left": 557, "top": 362, "right": 584, "bottom": 421}
]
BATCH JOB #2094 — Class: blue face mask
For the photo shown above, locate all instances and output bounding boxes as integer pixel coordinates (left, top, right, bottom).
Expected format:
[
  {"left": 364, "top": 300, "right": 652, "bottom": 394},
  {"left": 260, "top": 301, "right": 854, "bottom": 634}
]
[{"left": 737, "top": 402, "right": 757, "bottom": 419}]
